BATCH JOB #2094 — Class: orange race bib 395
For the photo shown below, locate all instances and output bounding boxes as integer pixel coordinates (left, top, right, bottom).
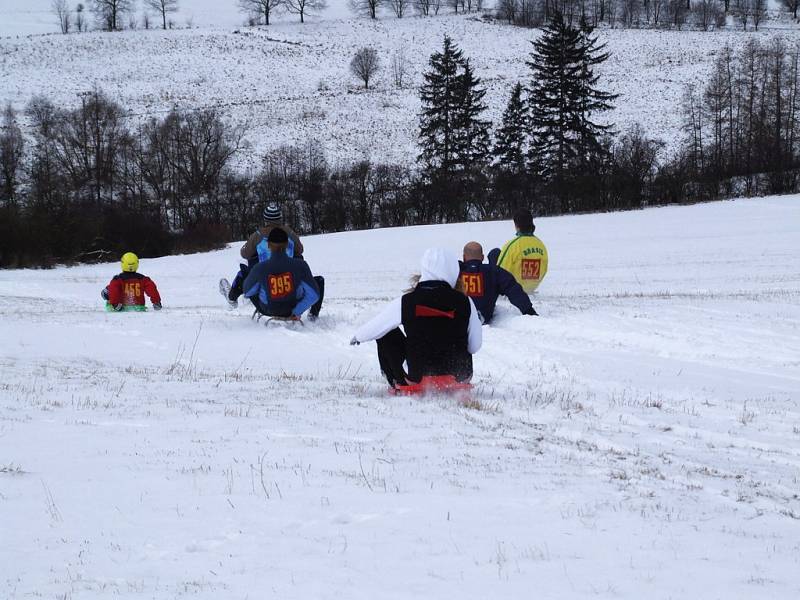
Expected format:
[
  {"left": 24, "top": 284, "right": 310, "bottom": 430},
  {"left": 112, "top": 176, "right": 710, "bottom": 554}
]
[{"left": 268, "top": 273, "right": 294, "bottom": 299}]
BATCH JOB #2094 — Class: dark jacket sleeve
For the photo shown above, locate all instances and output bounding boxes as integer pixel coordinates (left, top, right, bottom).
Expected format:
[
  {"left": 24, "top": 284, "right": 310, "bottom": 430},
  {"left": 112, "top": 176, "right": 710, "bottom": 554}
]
[
  {"left": 240, "top": 231, "right": 262, "bottom": 260},
  {"left": 496, "top": 266, "right": 533, "bottom": 314}
]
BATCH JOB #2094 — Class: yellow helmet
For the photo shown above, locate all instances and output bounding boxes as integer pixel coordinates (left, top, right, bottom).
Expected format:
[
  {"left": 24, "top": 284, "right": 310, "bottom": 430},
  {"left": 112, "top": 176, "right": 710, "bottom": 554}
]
[{"left": 120, "top": 252, "right": 139, "bottom": 273}]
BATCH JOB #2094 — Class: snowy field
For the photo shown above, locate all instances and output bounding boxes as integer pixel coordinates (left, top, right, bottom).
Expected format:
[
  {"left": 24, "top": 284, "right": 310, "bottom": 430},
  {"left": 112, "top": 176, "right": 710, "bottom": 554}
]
[
  {"left": 1, "top": 197, "right": 799, "bottom": 599},
  {"left": 1, "top": 8, "right": 798, "bottom": 167}
]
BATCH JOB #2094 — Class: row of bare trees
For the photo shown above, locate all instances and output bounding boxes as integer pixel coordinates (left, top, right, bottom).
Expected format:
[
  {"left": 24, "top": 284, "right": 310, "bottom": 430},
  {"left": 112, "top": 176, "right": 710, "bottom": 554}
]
[
  {"left": 681, "top": 38, "right": 800, "bottom": 198},
  {"left": 52, "top": 0, "right": 179, "bottom": 32},
  {"left": 0, "top": 92, "right": 245, "bottom": 265},
  {"left": 347, "top": 0, "right": 483, "bottom": 18},
  {"left": 238, "top": 0, "right": 328, "bottom": 25},
  {"left": 496, "top": 0, "right": 780, "bottom": 30}
]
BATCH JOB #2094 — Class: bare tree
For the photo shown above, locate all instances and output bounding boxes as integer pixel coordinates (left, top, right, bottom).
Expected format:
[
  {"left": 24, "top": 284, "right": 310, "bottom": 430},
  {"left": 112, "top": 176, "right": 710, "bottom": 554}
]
[
  {"left": 144, "top": 0, "right": 179, "bottom": 29},
  {"left": 496, "top": 0, "right": 517, "bottom": 22},
  {"left": 693, "top": 0, "right": 725, "bottom": 29},
  {"left": 667, "top": 0, "right": 687, "bottom": 27},
  {"left": 238, "top": 0, "right": 284, "bottom": 25},
  {"left": 620, "top": 0, "right": 640, "bottom": 25},
  {"left": 285, "top": 0, "right": 327, "bottom": 22},
  {"left": 734, "top": 0, "right": 749, "bottom": 28},
  {"left": 391, "top": 47, "right": 408, "bottom": 88},
  {"left": 52, "top": 0, "right": 72, "bottom": 33},
  {"left": 350, "top": 47, "right": 380, "bottom": 89},
  {"left": 388, "top": 0, "right": 411, "bottom": 15},
  {"left": 349, "top": 0, "right": 383, "bottom": 17},
  {"left": 751, "top": 0, "right": 767, "bottom": 28},
  {"left": 75, "top": 3, "right": 87, "bottom": 31},
  {"left": 90, "top": 0, "right": 133, "bottom": 30},
  {"left": 782, "top": 0, "right": 799, "bottom": 19},
  {"left": 415, "top": 0, "right": 433, "bottom": 14},
  {"left": 0, "top": 105, "right": 25, "bottom": 206}
]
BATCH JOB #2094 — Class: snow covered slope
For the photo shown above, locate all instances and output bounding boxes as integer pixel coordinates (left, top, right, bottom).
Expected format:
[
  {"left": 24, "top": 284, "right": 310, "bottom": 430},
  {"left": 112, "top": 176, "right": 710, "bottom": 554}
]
[
  {"left": 2, "top": 14, "right": 796, "bottom": 167},
  {"left": 1, "top": 197, "right": 799, "bottom": 599}
]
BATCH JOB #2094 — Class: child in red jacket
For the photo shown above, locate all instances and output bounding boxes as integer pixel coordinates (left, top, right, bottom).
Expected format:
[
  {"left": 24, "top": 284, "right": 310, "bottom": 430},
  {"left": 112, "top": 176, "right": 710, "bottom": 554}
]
[{"left": 101, "top": 252, "right": 162, "bottom": 312}]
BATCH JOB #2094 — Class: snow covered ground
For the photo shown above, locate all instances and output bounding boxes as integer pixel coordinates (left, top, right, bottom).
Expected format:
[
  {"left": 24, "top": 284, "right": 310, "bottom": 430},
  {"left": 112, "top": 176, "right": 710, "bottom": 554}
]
[
  {"left": 1, "top": 197, "right": 799, "bottom": 599},
  {"left": 2, "top": 10, "right": 797, "bottom": 167}
]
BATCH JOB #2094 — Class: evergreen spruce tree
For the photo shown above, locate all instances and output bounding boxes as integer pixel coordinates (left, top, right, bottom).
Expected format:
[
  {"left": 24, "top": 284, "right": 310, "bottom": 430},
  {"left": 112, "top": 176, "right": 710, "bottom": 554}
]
[
  {"left": 575, "top": 22, "right": 616, "bottom": 155},
  {"left": 453, "top": 60, "right": 491, "bottom": 174},
  {"left": 492, "top": 82, "right": 528, "bottom": 175},
  {"left": 418, "top": 36, "right": 491, "bottom": 220},
  {"left": 418, "top": 35, "right": 466, "bottom": 177},
  {"left": 527, "top": 12, "right": 616, "bottom": 202}
]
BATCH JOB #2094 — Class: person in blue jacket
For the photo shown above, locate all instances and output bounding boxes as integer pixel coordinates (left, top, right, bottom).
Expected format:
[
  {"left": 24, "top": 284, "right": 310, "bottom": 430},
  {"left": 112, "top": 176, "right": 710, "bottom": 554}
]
[
  {"left": 242, "top": 228, "right": 322, "bottom": 320},
  {"left": 459, "top": 241, "right": 537, "bottom": 324}
]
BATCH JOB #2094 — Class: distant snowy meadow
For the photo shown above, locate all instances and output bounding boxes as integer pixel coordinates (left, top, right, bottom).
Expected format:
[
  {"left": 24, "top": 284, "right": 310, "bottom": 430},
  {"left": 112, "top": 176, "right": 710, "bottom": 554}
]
[{"left": 1, "top": 9, "right": 795, "bottom": 168}]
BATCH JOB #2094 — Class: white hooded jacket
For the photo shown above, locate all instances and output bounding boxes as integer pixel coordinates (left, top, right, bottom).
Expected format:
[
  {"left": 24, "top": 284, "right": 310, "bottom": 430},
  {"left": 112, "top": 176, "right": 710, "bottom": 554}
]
[{"left": 352, "top": 248, "right": 482, "bottom": 354}]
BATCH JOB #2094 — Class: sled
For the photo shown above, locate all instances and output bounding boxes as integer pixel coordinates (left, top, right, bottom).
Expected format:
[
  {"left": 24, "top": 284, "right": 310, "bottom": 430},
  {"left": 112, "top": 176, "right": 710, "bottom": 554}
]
[
  {"left": 390, "top": 375, "right": 473, "bottom": 396},
  {"left": 104, "top": 302, "right": 147, "bottom": 312},
  {"left": 252, "top": 309, "right": 304, "bottom": 327}
]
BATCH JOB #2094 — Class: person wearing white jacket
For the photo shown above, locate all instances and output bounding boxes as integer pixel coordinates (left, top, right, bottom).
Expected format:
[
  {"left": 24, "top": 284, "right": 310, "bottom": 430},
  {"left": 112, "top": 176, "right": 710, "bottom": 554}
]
[{"left": 350, "top": 247, "right": 482, "bottom": 389}]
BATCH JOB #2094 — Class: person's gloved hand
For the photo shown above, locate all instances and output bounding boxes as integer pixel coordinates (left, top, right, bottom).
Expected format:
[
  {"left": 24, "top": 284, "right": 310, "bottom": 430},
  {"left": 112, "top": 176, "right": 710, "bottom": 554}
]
[
  {"left": 349, "top": 336, "right": 360, "bottom": 346},
  {"left": 153, "top": 303, "right": 162, "bottom": 311},
  {"left": 524, "top": 307, "right": 538, "bottom": 316},
  {"left": 113, "top": 304, "right": 124, "bottom": 312}
]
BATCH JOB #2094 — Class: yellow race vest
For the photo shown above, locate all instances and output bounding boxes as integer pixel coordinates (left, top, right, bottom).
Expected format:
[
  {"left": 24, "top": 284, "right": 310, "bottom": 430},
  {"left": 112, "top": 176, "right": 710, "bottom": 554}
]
[{"left": 496, "top": 234, "right": 548, "bottom": 293}]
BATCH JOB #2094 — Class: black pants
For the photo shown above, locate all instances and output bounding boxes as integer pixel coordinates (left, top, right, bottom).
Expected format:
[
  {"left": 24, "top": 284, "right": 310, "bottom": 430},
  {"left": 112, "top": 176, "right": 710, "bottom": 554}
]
[
  {"left": 376, "top": 328, "right": 409, "bottom": 387},
  {"left": 229, "top": 263, "right": 253, "bottom": 302},
  {"left": 376, "top": 328, "right": 474, "bottom": 387},
  {"left": 310, "top": 276, "right": 324, "bottom": 317}
]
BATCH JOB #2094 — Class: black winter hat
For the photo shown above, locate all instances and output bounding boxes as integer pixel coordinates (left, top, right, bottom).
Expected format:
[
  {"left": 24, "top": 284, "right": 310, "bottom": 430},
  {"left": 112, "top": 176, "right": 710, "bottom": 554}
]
[
  {"left": 267, "top": 227, "right": 289, "bottom": 244},
  {"left": 263, "top": 204, "right": 283, "bottom": 223}
]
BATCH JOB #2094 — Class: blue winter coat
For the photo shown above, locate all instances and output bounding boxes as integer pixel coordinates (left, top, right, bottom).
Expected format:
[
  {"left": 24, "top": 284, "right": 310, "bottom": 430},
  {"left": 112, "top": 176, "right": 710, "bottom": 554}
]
[
  {"left": 243, "top": 250, "right": 320, "bottom": 317},
  {"left": 458, "top": 259, "right": 534, "bottom": 323}
]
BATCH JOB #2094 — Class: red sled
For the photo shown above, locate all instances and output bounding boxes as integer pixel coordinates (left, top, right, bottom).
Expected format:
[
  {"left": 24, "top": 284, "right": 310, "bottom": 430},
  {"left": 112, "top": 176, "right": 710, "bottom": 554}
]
[{"left": 391, "top": 375, "right": 473, "bottom": 396}]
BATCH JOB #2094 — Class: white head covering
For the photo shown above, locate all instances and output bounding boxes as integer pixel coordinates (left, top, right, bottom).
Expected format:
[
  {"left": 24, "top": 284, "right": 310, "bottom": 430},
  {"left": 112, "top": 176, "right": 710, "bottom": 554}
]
[{"left": 420, "top": 247, "right": 460, "bottom": 288}]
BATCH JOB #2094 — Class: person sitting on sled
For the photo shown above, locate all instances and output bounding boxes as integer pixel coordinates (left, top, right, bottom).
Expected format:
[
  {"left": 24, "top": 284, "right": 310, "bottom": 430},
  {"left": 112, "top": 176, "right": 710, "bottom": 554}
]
[
  {"left": 242, "top": 228, "right": 322, "bottom": 321},
  {"left": 349, "top": 247, "right": 482, "bottom": 391},
  {"left": 221, "top": 203, "right": 324, "bottom": 314},
  {"left": 101, "top": 252, "right": 162, "bottom": 312},
  {"left": 459, "top": 241, "right": 537, "bottom": 324},
  {"left": 488, "top": 208, "right": 548, "bottom": 294}
]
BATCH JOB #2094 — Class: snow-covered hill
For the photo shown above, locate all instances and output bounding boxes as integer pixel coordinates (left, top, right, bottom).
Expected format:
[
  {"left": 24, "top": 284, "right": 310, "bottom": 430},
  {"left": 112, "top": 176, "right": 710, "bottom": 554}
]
[
  {"left": 2, "top": 12, "right": 796, "bottom": 167},
  {"left": 1, "top": 197, "right": 799, "bottom": 599}
]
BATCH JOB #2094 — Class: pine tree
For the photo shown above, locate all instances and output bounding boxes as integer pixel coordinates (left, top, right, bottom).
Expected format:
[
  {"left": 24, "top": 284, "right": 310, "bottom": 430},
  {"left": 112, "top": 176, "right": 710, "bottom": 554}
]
[
  {"left": 527, "top": 13, "right": 616, "bottom": 187},
  {"left": 492, "top": 82, "right": 528, "bottom": 175},
  {"left": 418, "top": 35, "right": 466, "bottom": 177},
  {"left": 454, "top": 60, "right": 491, "bottom": 174},
  {"left": 418, "top": 37, "right": 492, "bottom": 220},
  {"left": 575, "top": 22, "right": 616, "bottom": 155}
]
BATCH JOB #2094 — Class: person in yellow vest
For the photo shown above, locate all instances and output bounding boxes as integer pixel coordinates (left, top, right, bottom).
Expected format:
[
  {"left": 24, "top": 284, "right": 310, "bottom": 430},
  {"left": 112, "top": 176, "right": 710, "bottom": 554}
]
[{"left": 489, "top": 209, "right": 548, "bottom": 293}]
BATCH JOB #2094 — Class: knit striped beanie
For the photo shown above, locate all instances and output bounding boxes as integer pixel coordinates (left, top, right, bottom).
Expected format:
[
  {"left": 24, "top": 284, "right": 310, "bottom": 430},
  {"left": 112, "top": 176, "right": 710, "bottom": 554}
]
[{"left": 263, "top": 203, "right": 282, "bottom": 223}]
